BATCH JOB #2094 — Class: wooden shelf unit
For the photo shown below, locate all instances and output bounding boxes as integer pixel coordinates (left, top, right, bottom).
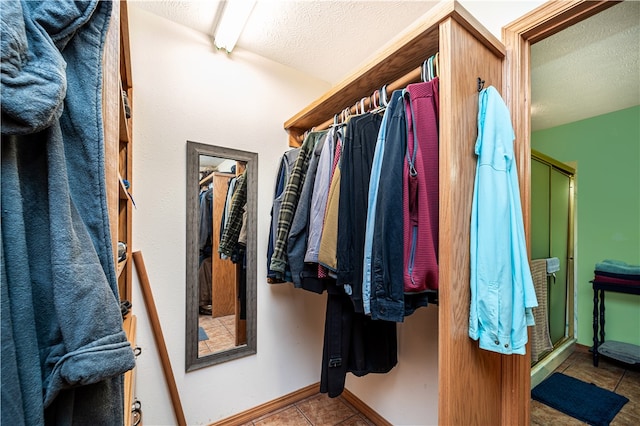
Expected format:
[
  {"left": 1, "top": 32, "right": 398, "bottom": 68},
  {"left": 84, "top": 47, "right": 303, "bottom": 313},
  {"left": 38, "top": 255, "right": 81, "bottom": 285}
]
[
  {"left": 103, "top": 1, "right": 136, "bottom": 425},
  {"left": 591, "top": 280, "right": 640, "bottom": 367}
]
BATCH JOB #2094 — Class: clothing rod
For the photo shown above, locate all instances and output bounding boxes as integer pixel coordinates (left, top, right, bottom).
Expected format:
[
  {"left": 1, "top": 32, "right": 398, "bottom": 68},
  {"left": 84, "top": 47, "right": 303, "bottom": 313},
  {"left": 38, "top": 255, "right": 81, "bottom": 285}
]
[{"left": 309, "top": 65, "right": 423, "bottom": 134}]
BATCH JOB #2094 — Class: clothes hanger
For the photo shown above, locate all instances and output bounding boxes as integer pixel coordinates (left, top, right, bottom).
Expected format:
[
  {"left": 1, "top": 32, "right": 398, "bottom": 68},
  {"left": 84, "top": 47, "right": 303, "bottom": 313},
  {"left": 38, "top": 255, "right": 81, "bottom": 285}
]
[
  {"left": 421, "top": 59, "right": 429, "bottom": 82},
  {"left": 341, "top": 107, "right": 350, "bottom": 123},
  {"left": 433, "top": 52, "right": 439, "bottom": 78},
  {"left": 370, "top": 90, "right": 379, "bottom": 110},
  {"left": 380, "top": 84, "right": 389, "bottom": 107},
  {"left": 430, "top": 56, "right": 436, "bottom": 81},
  {"left": 370, "top": 88, "right": 387, "bottom": 115}
]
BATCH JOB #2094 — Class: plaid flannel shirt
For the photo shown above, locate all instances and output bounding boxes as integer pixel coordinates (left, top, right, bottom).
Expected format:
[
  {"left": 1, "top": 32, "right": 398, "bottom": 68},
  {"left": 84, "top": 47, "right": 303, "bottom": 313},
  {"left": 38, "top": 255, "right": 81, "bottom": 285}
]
[
  {"left": 270, "top": 131, "right": 327, "bottom": 277},
  {"left": 219, "top": 172, "right": 247, "bottom": 257}
]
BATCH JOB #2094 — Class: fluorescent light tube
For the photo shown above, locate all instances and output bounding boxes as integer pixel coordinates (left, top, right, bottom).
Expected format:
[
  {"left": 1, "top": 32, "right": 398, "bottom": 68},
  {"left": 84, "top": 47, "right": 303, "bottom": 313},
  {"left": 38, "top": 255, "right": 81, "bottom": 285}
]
[{"left": 214, "top": 0, "right": 257, "bottom": 53}]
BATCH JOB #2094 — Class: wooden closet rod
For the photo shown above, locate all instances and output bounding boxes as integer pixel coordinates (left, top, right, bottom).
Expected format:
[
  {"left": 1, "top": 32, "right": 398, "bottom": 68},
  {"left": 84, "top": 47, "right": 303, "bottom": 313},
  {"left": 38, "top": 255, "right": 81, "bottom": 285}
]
[{"left": 306, "top": 65, "right": 423, "bottom": 135}]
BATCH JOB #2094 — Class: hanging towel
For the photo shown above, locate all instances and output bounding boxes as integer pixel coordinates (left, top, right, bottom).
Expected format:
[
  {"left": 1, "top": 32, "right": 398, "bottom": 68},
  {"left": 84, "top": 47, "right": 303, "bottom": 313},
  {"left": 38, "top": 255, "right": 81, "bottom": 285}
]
[
  {"left": 546, "top": 257, "right": 560, "bottom": 274},
  {"left": 530, "top": 259, "right": 554, "bottom": 363}
]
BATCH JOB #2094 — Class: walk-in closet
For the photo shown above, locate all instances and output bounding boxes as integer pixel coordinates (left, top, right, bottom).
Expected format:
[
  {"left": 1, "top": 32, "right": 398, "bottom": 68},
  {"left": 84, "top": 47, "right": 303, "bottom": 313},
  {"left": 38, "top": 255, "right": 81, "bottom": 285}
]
[{"left": 3, "top": 1, "right": 637, "bottom": 425}]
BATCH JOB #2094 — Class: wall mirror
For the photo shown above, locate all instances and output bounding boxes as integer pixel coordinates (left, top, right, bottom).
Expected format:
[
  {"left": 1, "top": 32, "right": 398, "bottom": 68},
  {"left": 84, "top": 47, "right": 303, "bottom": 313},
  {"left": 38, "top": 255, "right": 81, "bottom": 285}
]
[{"left": 186, "top": 141, "right": 257, "bottom": 371}]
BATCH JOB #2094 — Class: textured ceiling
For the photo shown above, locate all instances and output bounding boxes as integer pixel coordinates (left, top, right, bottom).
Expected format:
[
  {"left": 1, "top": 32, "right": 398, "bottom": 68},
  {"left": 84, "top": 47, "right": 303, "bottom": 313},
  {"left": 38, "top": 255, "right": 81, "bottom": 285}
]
[
  {"left": 132, "top": 1, "right": 639, "bottom": 131},
  {"left": 531, "top": 1, "right": 640, "bottom": 131},
  {"left": 238, "top": 1, "right": 438, "bottom": 83},
  {"left": 133, "top": 1, "right": 438, "bottom": 84}
]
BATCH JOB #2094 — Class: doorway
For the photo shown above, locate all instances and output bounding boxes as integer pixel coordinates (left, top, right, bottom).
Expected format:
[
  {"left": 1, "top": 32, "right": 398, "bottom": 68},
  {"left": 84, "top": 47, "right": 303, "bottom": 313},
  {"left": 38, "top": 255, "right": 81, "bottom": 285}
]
[{"left": 502, "top": 0, "right": 635, "bottom": 391}]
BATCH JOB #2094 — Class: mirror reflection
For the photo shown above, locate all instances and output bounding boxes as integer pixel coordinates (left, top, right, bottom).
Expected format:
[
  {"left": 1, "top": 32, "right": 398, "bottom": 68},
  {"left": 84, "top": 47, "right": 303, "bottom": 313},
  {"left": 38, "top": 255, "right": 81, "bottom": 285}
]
[
  {"left": 198, "top": 157, "right": 246, "bottom": 356},
  {"left": 186, "top": 142, "right": 257, "bottom": 371}
]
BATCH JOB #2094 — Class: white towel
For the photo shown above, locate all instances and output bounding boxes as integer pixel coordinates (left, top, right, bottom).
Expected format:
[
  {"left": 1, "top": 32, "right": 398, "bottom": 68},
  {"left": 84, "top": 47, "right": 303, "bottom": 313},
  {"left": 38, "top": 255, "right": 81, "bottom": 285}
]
[{"left": 546, "top": 257, "right": 560, "bottom": 274}]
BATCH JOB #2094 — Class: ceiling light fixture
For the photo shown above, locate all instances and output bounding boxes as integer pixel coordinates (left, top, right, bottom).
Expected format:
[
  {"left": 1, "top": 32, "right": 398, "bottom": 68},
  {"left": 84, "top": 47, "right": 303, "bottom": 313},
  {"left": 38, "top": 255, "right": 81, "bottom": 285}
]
[{"left": 214, "top": 0, "right": 257, "bottom": 53}]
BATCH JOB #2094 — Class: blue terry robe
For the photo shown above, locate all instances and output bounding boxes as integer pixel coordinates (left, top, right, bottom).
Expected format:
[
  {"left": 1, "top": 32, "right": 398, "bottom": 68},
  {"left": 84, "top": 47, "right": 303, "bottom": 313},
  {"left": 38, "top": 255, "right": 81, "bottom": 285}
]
[{"left": 1, "top": 1, "right": 135, "bottom": 424}]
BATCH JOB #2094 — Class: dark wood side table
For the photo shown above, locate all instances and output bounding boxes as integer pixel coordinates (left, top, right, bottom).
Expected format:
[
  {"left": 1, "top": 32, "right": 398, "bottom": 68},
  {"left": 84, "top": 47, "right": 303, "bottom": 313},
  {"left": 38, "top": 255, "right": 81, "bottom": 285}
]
[{"left": 592, "top": 280, "right": 640, "bottom": 367}]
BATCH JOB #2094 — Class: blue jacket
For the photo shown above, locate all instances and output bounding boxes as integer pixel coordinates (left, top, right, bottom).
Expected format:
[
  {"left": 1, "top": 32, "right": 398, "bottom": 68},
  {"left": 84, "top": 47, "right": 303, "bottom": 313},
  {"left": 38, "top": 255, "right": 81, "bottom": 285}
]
[
  {"left": 369, "top": 91, "right": 407, "bottom": 322},
  {"left": 469, "top": 86, "right": 538, "bottom": 355},
  {"left": 1, "top": 1, "right": 135, "bottom": 424},
  {"left": 362, "top": 90, "right": 402, "bottom": 315}
]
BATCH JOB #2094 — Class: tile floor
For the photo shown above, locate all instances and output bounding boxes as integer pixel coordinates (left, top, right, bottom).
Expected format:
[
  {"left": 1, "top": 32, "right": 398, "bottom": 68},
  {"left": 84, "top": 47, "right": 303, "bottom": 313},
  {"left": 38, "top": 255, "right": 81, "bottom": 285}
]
[
  {"left": 242, "top": 393, "right": 375, "bottom": 426},
  {"left": 531, "top": 345, "right": 640, "bottom": 425},
  {"left": 236, "top": 345, "right": 638, "bottom": 426},
  {"left": 198, "top": 314, "right": 236, "bottom": 356}
]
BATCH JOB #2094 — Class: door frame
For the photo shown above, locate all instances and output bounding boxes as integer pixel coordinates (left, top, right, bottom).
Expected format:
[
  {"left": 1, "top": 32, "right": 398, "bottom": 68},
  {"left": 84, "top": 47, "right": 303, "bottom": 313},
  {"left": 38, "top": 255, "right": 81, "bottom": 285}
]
[{"left": 500, "top": 1, "right": 619, "bottom": 424}]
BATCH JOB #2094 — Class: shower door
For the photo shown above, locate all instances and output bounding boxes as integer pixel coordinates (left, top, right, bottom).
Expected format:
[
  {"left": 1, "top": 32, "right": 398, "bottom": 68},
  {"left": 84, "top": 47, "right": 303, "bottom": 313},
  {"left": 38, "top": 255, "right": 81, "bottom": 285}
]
[{"left": 531, "top": 152, "right": 574, "bottom": 346}]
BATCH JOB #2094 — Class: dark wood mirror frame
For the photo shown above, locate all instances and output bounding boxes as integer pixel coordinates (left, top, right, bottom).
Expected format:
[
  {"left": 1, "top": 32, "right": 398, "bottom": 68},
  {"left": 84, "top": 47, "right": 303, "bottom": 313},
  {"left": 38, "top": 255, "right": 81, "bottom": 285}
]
[{"left": 185, "top": 141, "right": 257, "bottom": 371}]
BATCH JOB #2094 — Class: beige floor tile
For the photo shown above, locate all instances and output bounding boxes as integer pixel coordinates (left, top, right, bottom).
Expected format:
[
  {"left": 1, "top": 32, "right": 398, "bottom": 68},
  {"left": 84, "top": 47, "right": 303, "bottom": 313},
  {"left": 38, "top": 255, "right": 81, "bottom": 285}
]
[
  {"left": 335, "top": 414, "right": 376, "bottom": 426},
  {"left": 254, "top": 406, "right": 311, "bottom": 426},
  {"left": 562, "top": 354, "right": 625, "bottom": 391},
  {"left": 611, "top": 400, "right": 639, "bottom": 426},
  {"left": 615, "top": 369, "right": 640, "bottom": 400},
  {"left": 530, "top": 399, "right": 585, "bottom": 426},
  {"left": 295, "top": 394, "right": 355, "bottom": 426},
  {"left": 209, "top": 334, "right": 235, "bottom": 352},
  {"left": 219, "top": 314, "right": 236, "bottom": 329}
]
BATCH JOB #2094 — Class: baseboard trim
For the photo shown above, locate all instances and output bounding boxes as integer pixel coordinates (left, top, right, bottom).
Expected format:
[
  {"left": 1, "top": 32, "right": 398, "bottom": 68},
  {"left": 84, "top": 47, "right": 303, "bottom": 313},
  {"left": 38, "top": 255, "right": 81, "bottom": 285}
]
[
  {"left": 341, "top": 388, "right": 393, "bottom": 426},
  {"left": 210, "top": 383, "right": 320, "bottom": 426},
  {"left": 210, "top": 384, "right": 391, "bottom": 426}
]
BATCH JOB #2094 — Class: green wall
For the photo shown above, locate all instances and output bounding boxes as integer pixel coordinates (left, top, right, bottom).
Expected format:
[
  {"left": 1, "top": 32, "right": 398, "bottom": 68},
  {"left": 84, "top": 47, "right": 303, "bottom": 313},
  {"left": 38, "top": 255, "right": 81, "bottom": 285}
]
[{"left": 532, "top": 105, "right": 640, "bottom": 348}]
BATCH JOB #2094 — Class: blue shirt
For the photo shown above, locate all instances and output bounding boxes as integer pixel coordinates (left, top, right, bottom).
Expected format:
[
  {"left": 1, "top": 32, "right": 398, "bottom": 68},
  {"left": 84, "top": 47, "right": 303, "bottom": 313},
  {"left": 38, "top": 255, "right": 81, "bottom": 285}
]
[{"left": 469, "top": 86, "right": 538, "bottom": 355}]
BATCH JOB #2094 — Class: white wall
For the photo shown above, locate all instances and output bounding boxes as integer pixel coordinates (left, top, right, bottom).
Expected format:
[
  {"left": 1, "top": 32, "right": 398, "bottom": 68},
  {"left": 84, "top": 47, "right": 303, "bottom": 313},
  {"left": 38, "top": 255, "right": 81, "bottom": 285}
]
[
  {"left": 127, "top": 5, "right": 330, "bottom": 425},
  {"left": 128, "top": 1, "right": 546, "bottom": 425},
  {"left": 460, "top": 0, "right": 546, "bottom": 39}
]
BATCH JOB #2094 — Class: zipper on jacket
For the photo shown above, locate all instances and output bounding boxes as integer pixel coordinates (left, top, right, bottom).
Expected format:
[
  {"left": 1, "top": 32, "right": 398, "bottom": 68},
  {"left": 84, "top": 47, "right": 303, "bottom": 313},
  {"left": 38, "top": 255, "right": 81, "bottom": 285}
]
[{"left": 408, "top": 225, "right": 418, "bottom": 286}]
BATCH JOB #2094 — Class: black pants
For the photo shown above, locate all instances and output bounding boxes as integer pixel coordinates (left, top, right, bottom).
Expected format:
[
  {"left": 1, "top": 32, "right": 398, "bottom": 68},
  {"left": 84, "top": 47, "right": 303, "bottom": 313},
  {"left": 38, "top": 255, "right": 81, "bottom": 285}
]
[{"left": 320, "top": 280, "right": 397, "bottom": 397}]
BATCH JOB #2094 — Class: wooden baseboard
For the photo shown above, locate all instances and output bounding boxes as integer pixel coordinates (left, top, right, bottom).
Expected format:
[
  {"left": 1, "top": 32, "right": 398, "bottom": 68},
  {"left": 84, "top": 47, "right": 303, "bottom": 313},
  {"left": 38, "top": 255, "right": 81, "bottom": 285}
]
[
  {"left": 210, "top": 383, "right": 320, "bottom": 426},
  {"left": 341, "top": 388, "right": 393, "bottom": 426},
  {"left": 209, "top": 384, "right": 391, "bottom": 426}
]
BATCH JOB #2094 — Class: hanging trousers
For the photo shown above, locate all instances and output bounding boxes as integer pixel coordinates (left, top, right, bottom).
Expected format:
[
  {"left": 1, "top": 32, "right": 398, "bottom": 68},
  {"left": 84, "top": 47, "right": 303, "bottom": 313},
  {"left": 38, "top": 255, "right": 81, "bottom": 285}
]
[{"left": 320, "top": 280, "right": 397, "bottom": 398}]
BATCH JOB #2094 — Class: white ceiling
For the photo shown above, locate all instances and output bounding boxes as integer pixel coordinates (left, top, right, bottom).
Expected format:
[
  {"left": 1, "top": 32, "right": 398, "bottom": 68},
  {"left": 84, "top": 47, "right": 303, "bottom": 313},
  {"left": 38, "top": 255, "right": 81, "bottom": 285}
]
[
  {"left": 531, "top": 1, "right": 640, "bottom": 130},
  {"left": 133, "top": 1, "right": 639, "bottom": 131}
]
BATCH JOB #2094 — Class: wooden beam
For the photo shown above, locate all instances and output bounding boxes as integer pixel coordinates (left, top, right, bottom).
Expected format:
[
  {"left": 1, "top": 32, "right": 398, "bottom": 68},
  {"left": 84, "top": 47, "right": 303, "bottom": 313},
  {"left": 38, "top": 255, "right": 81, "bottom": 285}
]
[{"left": 133, "top": 251, "right": 187, "bottom": 426}]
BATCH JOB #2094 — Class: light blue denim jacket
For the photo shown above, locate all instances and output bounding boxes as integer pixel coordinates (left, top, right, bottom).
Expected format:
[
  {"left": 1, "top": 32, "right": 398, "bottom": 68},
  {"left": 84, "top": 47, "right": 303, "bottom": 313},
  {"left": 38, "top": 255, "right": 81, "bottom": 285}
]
[{"left": 469, "top": 86, "right": 538, "bottom": 355}]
